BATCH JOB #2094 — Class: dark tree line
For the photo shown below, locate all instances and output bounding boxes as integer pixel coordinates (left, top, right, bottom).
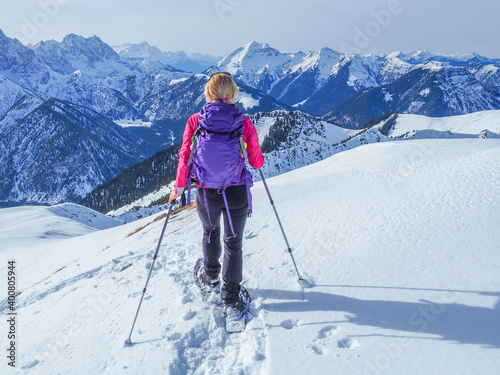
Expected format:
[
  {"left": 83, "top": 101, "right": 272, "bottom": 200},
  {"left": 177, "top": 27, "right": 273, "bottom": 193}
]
[
  {"left": 80, "top": 144, "right": 180, "bottom": 213},
  {"left": 259, "top": 111, "right": 299, "bottom": 153}
]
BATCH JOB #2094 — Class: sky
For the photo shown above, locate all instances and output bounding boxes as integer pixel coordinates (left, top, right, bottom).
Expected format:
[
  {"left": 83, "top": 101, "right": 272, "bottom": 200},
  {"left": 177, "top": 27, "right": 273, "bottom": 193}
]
[{"left": 1, "top": 0, "right": 499, "bottom": 58}]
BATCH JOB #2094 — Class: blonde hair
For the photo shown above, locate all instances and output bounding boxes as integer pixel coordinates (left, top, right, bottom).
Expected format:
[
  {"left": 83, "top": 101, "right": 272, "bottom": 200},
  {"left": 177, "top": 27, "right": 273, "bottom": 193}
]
[{"left": 204, "top": 73, "right": 239, "bottom": 103}]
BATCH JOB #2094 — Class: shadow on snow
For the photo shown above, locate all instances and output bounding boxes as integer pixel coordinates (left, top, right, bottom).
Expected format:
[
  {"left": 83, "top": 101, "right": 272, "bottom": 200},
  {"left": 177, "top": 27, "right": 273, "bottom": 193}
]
[{"left": 259, "top": 287, "right": 500, "bottom": 349}]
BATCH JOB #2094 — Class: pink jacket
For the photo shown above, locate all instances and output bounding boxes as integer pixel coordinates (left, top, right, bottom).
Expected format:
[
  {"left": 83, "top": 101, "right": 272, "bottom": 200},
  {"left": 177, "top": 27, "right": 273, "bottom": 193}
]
[{"left": 174, "top": 113, "right": 265, "bottom": 194}]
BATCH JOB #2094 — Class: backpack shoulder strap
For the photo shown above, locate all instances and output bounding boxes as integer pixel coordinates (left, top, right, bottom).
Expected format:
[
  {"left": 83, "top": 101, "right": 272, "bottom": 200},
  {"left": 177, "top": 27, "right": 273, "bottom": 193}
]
[
  {"left": 186, "top": 124, "right": 200, "bottom": 172},
  {"left": 185, "top": 123, "right": 200, "bottom": 206}
]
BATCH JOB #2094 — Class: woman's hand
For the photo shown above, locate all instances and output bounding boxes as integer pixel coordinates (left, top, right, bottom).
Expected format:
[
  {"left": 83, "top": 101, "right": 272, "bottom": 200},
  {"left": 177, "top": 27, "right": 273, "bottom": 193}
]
[{"left": 169, "top": 190, "right": 181, "bottom": 204}]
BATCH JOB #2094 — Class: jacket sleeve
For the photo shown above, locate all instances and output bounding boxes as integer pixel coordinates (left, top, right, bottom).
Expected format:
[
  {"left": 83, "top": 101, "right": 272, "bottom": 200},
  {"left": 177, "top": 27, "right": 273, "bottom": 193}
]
[
  {"left": 174, "top": 114, "right": 198, "bottom": 194},
  {"left": 242, "top": 117, "right": 265, "bottom": 170}
]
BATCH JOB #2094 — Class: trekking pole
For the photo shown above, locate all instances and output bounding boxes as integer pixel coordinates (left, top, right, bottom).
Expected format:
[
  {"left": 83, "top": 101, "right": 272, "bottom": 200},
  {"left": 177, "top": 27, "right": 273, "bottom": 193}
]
[
  {"left": 124, "top": 202, "right": 176, "bottom": 346},
  {"left": 258, "top": 169, "right": 304, "bottom": 283}
]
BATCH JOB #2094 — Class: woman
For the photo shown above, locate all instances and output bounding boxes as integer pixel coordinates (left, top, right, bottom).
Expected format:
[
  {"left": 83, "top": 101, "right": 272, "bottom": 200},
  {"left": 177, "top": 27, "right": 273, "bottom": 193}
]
[{"left": 169, "top": 72, "right": 264, "bottom": 324}]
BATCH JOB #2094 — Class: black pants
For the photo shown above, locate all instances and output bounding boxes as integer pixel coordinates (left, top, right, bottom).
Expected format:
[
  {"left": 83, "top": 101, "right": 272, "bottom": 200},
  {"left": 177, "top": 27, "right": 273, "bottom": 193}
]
[{"left": 196, "top": 185, "right": 248, "bottom": 304}]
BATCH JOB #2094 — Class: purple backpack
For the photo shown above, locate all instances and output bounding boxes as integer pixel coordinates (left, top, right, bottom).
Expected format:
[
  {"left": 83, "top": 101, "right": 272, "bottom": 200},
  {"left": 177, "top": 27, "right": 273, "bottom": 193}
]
[{"left": 185, "top": 102, "right": 253, "bottom": 238}]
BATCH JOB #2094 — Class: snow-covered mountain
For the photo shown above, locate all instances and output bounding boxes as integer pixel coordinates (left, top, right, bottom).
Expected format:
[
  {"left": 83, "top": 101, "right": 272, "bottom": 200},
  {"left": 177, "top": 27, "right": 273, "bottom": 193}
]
[
  {"left": 389, "top": 49, "right": 500, "bottom": 66},
  {"left": 0, "top": 30, "right": 190, "bottom": 123},
  {"left": 0, "top": 99, "right": 149, "bottom": 203},
  {"left": 114, "top": 42, "right": 221, "bottom": 73},
  {"left": 0, "top": 32, "right": 292, "bottom": 131},
  {"left": 0, "top": 29, "right": 40, "bottom": 78},
  {"left": 209, "top": 41, "right": 307, "bottom": 93},
  {"left": 32, "top": 34, "right": 122, "bottom": 76},
  {"left": 3, "top": 30, "right": 500, "bottom": 205},
  {"left": 0, "top": 31, "right": 294, "bottom": 204},
  {"left": 26, "top": 34, "right": 190, "bottom": 121},
  {"left": 324, "top": 64, "right": 500, "bottom": 128},
  {"left": 212, "top": 42, "right": 500, "bottom": 120},
  {"left": 2, "top": 136, "right": 499, "bottom": 374}
]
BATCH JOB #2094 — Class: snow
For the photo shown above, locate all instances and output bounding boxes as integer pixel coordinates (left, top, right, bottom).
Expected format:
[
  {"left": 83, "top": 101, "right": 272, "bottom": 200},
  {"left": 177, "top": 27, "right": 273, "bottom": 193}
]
[
  {"left": 422, "top": 61, "right": 443, "bottom": 72},
  {"left": 169, "top": 77, "right": 189, "bottom": 85},
  {"left": 115, "top": 119, "right": 153, "bottom": 128},
  {"left": 47, "top": 204, "right": 123, "bottom": 230},
  {"left": 408, "top": 100, "right": 425, "bottom": 113},
  {"left": 290, "top": 48, "right": 341, "bottom": 83},
  {"left": 237, "top": 93, "right": 260, "bottom": 110},
  {"left": 388, "top": 111, "right": 500, "bottom": 138},
  {"left": 292, "top": 99, "right": 308, "bottom": 107},
  {"left": 2, "top": 138, "right": 500, "bottom": 374},
  {"left": 346, "top": 55, "right": 381, "bottom": 90},
  {"left": 253, "top": 117, "right": 276, "bottom": 143},
  {"left": 0, "top": 203, "right": 121, "bottom": 249},
  {"left": 419, "top": 88, "right": 430, "bottom": 97}
]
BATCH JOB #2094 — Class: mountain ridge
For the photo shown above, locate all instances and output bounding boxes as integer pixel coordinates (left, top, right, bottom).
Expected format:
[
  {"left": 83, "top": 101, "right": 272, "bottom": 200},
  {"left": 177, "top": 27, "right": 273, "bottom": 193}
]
[{"left": 2, "top": 29, "right": 500, "bottom": 204}]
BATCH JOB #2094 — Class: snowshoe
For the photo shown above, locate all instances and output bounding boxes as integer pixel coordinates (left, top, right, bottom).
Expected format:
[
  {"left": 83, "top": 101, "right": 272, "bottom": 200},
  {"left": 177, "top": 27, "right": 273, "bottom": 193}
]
[
  {"left": 224, "top": 285, "right": 251, "bottom": 333},
  {"left": 193, "top": 258, "right": 222, "bottom": 305}
]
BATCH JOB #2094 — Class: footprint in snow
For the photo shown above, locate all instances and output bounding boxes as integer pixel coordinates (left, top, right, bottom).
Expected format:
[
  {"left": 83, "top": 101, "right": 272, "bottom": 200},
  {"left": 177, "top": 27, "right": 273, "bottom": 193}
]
[
  {"left": 337, "top": 337, "right": 360, "bottom": 350},
  {"left": 182, "top": 310, "right": 197, "bottom": 321},
  {"left": 145, "top": 261, "right": 162, "bottom": 270},
  {"left": 280, "top": 319, "right": 298, "bottom": 330},
  {"left": 308, "top": 325, "right": 342, "bottom": 355},
  {"left": 318, "top": 325, "right": 340, "bottom": 339},
  {"left": 310, "top": 344, "right": 324, "bottom": 355},
  {"left": 181, "top": 294, "right": 193, "bottom": 305}
]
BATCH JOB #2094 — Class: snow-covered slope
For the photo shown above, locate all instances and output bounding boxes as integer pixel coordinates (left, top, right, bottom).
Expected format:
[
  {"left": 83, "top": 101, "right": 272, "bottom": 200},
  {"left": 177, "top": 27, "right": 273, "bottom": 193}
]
[
  {"left": 2, "top": 138, "right": 499, "bottom": 374},
  {"left": 383, "top": 110, "right": 500, "bottom": 138},
  {"left": 250, "top": 110, "right": 357, "bottom": 179},
  {"left": 0, "top": 73, "right": 39, "bottom": 119},
  {"left": 0, "top": 203, "right": 121, "bottom": 252}
]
